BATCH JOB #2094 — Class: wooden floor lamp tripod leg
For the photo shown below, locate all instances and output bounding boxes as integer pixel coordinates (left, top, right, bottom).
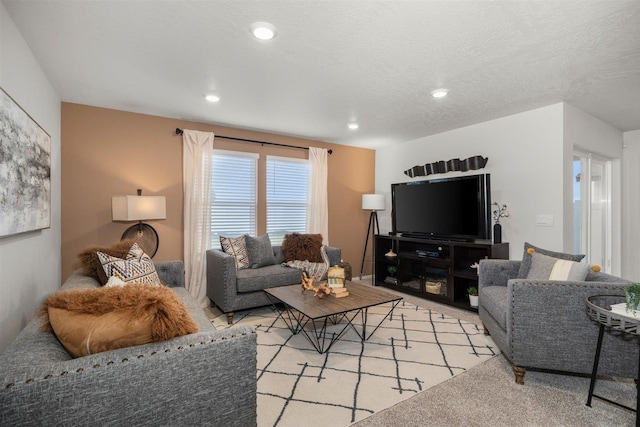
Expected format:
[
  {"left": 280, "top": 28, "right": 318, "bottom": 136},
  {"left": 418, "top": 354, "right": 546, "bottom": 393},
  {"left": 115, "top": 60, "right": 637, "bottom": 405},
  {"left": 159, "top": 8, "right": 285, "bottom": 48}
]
[{"left": 359, "top": 210, "right": 380, "bottom": 280}]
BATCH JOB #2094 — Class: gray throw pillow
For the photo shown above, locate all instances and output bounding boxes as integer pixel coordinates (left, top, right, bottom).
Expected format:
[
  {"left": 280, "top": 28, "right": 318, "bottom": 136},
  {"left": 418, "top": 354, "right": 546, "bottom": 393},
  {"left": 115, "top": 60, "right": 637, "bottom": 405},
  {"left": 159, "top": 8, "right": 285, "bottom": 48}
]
[
  {"left": 245, "top": 234, "right": 276, "bottom": 268},
  {"left": 526, "top": 252, "right": 590, "bottom": 281},
  {"left": 517, "top": 242, "right": 585, "bottom": 278}
]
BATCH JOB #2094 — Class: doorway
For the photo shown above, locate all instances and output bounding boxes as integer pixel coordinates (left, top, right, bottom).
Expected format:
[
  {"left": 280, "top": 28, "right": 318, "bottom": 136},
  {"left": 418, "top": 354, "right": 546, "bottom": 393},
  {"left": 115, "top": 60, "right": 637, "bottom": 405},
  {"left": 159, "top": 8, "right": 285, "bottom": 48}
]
[{"left": 573, "top": 150, "right": 612, "bottom": 272}]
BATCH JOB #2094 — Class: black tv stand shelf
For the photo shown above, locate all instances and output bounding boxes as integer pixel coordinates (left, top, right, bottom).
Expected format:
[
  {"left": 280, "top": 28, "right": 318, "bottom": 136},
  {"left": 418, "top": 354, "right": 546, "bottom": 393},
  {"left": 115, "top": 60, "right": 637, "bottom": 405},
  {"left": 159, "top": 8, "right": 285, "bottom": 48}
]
[{"left": 374, "top": 235, "right": 509, "bottom": 312}]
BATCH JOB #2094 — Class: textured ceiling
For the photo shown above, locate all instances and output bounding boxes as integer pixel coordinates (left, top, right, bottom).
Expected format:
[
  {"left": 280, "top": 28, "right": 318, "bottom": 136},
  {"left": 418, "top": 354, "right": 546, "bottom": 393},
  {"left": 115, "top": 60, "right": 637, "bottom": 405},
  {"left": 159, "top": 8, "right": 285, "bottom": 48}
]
[{"left": 3, "top": 1, "right": 640, "bottom": 149}]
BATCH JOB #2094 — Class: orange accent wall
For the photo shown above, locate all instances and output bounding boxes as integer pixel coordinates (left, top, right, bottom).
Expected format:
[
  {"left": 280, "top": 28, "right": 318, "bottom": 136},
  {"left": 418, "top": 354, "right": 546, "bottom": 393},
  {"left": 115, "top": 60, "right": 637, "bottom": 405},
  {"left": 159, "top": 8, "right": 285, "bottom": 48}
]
[{"left": 61, "top": 103, "right": 376, "bottom": 282}]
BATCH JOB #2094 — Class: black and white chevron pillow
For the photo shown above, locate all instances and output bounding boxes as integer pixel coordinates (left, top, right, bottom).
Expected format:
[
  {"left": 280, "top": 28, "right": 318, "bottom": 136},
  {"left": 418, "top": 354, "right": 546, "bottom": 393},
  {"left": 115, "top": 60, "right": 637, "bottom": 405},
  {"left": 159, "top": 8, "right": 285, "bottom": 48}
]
[{"left": 220, "top": 235, "right": 250, "bottom": 270}]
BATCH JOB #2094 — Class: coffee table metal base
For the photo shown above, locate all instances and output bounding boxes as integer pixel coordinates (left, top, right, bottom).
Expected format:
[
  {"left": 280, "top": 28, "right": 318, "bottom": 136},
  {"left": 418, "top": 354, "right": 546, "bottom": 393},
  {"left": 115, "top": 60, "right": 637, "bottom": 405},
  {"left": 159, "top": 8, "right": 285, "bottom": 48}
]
[{"left": 267, "top": 296, "right": 401, "bottom": 354}]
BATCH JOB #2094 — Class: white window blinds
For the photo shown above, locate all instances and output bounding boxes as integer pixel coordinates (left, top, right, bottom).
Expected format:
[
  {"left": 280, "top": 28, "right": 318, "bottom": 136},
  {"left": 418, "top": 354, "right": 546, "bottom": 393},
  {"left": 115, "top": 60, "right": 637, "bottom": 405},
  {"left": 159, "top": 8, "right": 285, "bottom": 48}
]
[
  {"left": 210, "top": 150, "right": 258, "bottom": 248},
  {"left": 266, "top": 156, "right": 309, "bottom": 245}
]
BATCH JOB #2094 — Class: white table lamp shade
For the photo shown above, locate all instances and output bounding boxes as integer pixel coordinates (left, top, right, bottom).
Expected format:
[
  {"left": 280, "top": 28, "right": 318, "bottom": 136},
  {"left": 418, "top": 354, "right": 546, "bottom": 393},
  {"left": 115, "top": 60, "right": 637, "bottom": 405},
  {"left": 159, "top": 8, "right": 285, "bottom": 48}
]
[
  {"left": 112, "top": 195, "right": 166, "bottom": 221},
  {"left": 362, "top": 194, "right": 385, "bottom": 211}
]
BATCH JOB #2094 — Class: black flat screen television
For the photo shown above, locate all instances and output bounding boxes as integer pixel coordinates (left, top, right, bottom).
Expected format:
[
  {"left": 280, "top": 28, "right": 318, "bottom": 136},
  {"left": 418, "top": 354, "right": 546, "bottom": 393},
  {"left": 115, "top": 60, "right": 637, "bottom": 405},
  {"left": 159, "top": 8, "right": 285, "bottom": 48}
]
[{"left": 391, "top": 174, "right": 491, "bottom": 241}]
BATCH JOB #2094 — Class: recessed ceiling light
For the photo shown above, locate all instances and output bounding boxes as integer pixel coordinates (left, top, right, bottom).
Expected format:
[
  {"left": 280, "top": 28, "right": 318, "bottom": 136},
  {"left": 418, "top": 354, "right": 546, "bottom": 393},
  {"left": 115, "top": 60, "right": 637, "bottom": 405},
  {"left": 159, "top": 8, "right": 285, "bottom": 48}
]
[
  {"left": 431, "top": 89, "right": 449, "bottom": 98},
  {"left": 250, "top": 22, "right": 277, "bottom": 40},
  {"left": 348, "top": 123, "right": 359, "bottom": 130},
  {"left": 205, "top": 94, "right": 220, "bottom": 103}
]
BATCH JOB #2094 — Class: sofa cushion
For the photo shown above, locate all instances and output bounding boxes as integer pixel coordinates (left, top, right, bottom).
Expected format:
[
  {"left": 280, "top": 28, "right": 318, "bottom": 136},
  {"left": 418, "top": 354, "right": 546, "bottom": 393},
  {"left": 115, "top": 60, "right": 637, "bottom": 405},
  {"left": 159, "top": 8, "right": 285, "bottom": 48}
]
[
  {"left": 76, "top": 239, "right": 137, "bottom": 284},
  {"left": 517, "top": 242, "right": 585, "bottom": 279},
  {"left": 245, "top": 234, "right": 276, "bottom": 268},
  {"left": 282, "top": 233, "right": 324, "bottom": 263},
  {"left": 526, "top": 252, "right": 590, "bottom": 281},
  {"left": 220, "top": 235, "right": 250, "bottom": 270},
  {"left": 481, "top": 286, "right": 509, "bottom": 330},
  {"left": 40, "top": 284, "right": 198, "bottom": 358},
  {"left": 97, "top": 243, "right": 162, "bottom": 286},
  {"left": 236, "top": 264, "right": 302, "bottom": 293}
]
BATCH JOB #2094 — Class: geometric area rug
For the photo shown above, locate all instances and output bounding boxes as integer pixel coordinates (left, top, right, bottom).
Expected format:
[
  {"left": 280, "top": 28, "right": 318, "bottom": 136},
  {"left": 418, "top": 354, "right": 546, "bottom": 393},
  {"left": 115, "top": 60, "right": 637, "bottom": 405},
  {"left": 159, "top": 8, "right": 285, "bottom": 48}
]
[{"left": 211, "top": 300, "right": 499, "bottom": 427}]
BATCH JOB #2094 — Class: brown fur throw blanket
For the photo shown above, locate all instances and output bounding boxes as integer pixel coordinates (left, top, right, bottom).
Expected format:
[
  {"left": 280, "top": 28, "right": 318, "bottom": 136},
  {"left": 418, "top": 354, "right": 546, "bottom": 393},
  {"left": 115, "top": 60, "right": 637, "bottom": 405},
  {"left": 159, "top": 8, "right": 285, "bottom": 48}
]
[
  {"left": 40, "top": 284, "right": 198, "bottom": 358},
  {"left": 282, "top": 233, "right": 324, "bottom": 263}
]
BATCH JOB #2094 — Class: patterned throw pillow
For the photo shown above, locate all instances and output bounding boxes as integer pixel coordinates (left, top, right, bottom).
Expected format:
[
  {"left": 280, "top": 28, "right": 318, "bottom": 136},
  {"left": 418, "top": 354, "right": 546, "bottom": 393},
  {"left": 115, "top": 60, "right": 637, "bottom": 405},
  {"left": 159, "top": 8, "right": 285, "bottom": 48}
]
[
  {"left": 76, "top": 239, "right": 137, "bottom": 284},
  {"left": 97, "top": 243, "right": 162, "bottom": 286},
  {"left": 526, "top": 252, "right": 590, "bottom": 281},
  {"left": 220, "top": 235, "right": 250, "bottom": 270},
  {"left": 517, "top": 242, "right": 585, "bottom": 279}
]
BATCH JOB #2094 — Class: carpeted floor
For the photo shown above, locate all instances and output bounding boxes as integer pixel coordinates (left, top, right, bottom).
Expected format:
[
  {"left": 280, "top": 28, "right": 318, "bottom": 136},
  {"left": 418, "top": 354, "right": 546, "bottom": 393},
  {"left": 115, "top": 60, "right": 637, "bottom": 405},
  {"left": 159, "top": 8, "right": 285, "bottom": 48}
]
[{"left": 205, "top": 278, "right": 636, "bottom": 426}]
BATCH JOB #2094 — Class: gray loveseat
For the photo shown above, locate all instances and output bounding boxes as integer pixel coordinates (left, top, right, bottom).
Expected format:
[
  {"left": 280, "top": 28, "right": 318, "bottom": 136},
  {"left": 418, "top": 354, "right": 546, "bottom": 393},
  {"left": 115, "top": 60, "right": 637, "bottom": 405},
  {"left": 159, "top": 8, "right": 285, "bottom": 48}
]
[
  {"left": 207, "top": 245, "right": 341, "bottom": 323},
  {"left": 0, "top": 261, "right": 257, "bottom": 426},
  {"left": 478, "top": 258, "right": 638, "bottom": 384}
]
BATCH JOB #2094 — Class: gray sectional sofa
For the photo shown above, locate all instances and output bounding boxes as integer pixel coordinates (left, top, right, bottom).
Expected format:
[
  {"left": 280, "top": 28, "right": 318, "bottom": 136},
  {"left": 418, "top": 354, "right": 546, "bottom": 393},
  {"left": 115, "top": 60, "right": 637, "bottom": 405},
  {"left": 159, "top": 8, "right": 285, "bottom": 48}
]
[
  {"left": 478, "top": 258, "right": 638, "bottom": 384},
  {"left": 207, "top": 245, "right": 341, "bottom": 323},
  {"left": 0, "top": 261, "right": 257, "bottom": 426}
]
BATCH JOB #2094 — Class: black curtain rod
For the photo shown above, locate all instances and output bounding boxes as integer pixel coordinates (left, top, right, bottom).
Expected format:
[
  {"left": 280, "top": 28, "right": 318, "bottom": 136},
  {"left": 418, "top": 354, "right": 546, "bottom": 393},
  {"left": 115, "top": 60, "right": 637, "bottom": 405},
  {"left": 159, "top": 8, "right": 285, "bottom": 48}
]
[{"left": 175, "top": 128, "right": 332, "bottom": 155}]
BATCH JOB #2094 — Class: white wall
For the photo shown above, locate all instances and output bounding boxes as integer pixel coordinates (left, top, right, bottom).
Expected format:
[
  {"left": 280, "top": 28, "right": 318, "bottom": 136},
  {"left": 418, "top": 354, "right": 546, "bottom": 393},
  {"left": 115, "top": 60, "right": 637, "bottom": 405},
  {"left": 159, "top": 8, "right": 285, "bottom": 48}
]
[
  {"left": 0, "top": 4, "right": 61, "bottom": 352},
  {"left": 622, "top": 129, "right": 640, "bottom": 281},
  {"left": 376, "top": 103, "right": 631, "bottom": 273},
  {"left": 376, "top": 104, "right": 565, "bottom": 260}
]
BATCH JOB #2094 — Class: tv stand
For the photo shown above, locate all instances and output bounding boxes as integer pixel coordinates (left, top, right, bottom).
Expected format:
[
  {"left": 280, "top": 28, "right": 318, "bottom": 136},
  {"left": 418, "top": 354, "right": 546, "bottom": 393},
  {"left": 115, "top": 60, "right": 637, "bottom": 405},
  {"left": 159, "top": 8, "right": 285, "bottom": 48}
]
[{"left": 374, "top": 235, "right": 508, "bottom": 311}]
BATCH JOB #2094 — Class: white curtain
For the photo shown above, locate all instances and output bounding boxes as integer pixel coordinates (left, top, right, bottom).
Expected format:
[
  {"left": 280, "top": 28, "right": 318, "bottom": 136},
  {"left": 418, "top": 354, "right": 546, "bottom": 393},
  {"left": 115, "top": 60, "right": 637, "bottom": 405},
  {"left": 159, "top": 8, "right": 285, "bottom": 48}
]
[
  {"left": 307, "top": 147, "right": 329, "bottom": 244},
  {"left": 182, "top": 129, "right": 214, "bottom": 307}
]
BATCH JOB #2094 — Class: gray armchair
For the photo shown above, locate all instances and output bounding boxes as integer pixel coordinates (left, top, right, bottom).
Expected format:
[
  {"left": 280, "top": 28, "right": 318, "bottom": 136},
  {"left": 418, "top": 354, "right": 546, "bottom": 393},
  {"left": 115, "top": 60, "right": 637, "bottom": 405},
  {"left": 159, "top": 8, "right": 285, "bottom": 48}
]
[{"left": 478, "top": 259, "right": 639, "bottom": 384}]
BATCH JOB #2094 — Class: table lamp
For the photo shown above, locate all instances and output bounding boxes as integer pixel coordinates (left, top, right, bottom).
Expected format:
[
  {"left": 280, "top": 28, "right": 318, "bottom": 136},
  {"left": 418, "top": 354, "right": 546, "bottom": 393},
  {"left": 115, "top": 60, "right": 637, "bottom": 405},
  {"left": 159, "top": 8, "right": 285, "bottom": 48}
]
[{"left": 112, "top": 189, "right": 166, "bottom": 257}]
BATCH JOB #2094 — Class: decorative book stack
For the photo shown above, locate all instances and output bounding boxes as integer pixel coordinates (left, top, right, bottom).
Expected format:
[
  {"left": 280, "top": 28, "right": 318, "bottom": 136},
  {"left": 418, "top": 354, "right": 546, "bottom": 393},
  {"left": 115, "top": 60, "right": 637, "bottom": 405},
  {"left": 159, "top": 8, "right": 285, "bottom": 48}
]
[{"left": 327, "top": 266, "right": 349, "bottom": 298}]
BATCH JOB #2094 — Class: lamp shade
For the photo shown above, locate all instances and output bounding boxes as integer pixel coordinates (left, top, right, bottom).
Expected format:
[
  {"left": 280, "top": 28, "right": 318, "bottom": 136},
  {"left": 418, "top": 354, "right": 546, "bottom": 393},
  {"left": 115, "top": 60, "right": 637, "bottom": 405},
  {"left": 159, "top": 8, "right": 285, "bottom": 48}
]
[
  {"left": 362, "top": 194, "right": 386, "bottom": 211},
  {"left": 112, "top": 195, "right": 166, "bottom": 221}
]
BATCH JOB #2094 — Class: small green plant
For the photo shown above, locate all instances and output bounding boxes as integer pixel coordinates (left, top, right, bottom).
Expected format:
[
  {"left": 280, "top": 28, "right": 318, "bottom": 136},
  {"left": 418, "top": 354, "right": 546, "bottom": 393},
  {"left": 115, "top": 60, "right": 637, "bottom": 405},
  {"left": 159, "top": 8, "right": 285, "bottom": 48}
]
[
  {"left": 467, "top": 286, "right": 478, "bottom": 296},
  {"left": 387, "top": 266, "right": 397, "bottom": 277},
  {"left": 625, "top": 283, "right": 640, "bottom": 313}
]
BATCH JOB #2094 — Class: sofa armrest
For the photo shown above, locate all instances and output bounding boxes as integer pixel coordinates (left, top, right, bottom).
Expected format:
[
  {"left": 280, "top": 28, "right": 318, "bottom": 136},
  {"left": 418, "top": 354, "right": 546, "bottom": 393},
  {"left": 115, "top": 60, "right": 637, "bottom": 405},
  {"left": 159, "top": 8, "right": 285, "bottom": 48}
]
[
  {"left": 507, "top": 279, "right": 636, "bottom": 376},
  {"left": 508, "top": 279, "right": 630, "bottom": 331},
  {"left": 1, "top": 325, "right": 257, "bottom": 426},
  {"left": 155, "top": 260, "right": 185, "bottom": 287},
  {"left": 478, "top": 259, "right": 520, "bottom": 290},
  {"left": 61, "top": 269, "right": 101, "bottom": 290},
  {"left": 206, "top": 249, "right": 238, "bottom": 312}
]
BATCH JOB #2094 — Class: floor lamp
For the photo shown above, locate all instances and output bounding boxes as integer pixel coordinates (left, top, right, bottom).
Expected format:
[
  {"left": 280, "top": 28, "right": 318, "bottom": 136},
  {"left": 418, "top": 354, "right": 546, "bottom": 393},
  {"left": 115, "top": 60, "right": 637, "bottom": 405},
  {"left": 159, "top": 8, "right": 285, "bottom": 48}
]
[{"left": 360, "top": 194, "right": 386, "bottom": 280}]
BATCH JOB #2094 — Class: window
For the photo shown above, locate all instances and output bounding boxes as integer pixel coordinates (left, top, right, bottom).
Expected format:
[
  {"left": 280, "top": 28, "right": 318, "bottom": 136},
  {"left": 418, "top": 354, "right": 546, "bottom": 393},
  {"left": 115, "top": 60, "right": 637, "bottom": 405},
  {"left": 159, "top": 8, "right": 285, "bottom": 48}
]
[
  {"left": 210, "top": 150, "right": 258, "bottom": 248},
  {"left": 266, "top": 156, "right": 309, "bottom": 245}
]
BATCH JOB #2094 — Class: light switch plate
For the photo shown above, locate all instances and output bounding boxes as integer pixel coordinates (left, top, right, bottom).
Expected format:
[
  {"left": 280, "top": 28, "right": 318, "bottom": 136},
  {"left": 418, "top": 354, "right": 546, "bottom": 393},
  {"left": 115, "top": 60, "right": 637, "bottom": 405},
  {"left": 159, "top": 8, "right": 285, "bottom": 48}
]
[{"left": 536, "top": 214, "right": 554, "bottom": 226}]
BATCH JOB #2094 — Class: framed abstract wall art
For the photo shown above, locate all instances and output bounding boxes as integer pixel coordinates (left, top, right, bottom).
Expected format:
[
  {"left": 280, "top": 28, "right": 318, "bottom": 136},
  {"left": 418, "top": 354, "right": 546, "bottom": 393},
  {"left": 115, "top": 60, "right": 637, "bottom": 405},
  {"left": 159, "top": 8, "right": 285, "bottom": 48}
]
[{"left": 0, "top": 87, "right": 51, "bottom": 237}]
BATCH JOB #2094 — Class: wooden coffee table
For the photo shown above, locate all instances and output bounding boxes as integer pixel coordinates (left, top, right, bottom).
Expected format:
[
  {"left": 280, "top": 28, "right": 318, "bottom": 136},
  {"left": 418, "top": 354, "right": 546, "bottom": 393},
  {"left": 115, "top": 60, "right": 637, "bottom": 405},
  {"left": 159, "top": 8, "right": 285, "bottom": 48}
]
[{"left": 264, "top": 280, "right": 402, "bottom": 353}]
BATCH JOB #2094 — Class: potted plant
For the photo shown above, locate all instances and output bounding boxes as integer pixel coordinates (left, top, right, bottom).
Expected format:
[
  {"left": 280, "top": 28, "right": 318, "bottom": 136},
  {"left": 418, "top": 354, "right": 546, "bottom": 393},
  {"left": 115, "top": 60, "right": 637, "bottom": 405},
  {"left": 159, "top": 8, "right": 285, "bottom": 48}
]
[
  {"left": 384, "top": 265, "right": 397, "bottom": 285},
  {"left": 625, "top": 283, "right": 640, "bottom": 316},
  {"left": 468, "top": 286, "right": 479, "bottom": 307}
]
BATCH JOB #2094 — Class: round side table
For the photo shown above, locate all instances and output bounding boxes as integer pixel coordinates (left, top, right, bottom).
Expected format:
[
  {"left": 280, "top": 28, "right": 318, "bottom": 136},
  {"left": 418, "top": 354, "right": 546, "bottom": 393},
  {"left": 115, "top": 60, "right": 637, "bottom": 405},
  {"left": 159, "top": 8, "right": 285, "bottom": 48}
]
[{"left": 585, "top": 294, "right": 639, "bottom": 426}]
